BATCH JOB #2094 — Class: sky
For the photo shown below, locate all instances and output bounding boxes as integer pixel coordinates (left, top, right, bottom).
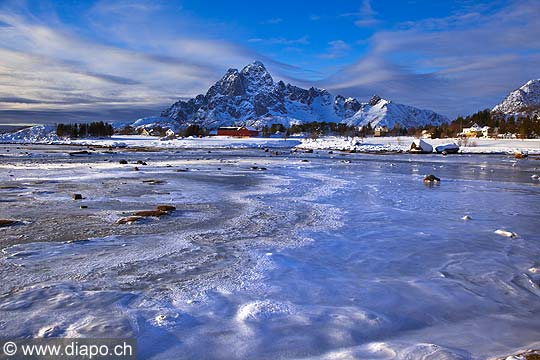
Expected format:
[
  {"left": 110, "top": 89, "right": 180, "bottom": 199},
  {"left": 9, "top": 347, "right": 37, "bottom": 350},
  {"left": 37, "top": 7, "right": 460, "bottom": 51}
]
[{"left": 0, "top": 0, "right": 538, "bottom": 125}]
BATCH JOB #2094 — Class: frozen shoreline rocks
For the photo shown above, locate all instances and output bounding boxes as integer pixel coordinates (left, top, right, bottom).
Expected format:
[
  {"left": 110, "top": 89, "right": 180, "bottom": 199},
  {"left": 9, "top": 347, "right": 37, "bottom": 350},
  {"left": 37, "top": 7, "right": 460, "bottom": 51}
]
[
  {"left": 435, "top": 142, "right": 460, "bottom": 154},
  {"left": 410, "top": 139, "right": 433, "bottom": 154}
]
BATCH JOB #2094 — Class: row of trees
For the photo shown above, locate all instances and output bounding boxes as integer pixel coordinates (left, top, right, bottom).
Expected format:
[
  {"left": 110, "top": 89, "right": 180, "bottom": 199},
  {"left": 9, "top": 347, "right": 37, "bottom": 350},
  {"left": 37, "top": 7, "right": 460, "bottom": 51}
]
[
  {"left": 429, "top": 109, "right": 540, "bottom": 139},
  {"left": 56, "top": 122, "right": 114, "bottom": 138}
]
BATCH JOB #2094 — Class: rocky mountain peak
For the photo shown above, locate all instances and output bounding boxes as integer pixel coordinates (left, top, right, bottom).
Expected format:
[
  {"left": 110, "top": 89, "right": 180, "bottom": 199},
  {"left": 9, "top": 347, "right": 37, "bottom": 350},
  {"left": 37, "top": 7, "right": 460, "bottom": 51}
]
[
  {"left": 492, "top": 79, "right": 540, "bottom": 115},
  {"left": 369, "top": 95, "right": 382, "bottom": 106},
  {"left": 240, "top": 60, "right": 274, "bottom": 93},
  {"left": 160, "top": 61, "right": 449, "bottom": 130}
]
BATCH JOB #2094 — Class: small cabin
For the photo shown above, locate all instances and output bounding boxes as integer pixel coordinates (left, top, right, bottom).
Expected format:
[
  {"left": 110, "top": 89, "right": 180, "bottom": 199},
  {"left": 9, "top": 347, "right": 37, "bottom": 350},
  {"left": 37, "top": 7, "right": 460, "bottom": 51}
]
[{"left": 217, "top": 126, "right": 259, "bottom": 137}]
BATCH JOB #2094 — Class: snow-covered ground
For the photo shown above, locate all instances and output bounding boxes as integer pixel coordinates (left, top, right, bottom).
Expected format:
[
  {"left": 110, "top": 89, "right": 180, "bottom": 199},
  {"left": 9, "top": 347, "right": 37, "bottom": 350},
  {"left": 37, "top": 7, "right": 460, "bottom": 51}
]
[
  {"left": 298, "top": 136, "right": 540, "bottom": 154},
  {"left": 1, "top": 126, "right": 539, "bottom": 154},
  {"left": 1, "top": 144, "right": 539, "bottom": 359}
]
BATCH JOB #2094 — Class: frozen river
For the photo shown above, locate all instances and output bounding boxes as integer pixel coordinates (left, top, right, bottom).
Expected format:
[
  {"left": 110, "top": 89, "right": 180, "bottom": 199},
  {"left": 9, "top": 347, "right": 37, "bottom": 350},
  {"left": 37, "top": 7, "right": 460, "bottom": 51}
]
[{"left": 1, "top": 144, "right": 539, "bottom": 359}]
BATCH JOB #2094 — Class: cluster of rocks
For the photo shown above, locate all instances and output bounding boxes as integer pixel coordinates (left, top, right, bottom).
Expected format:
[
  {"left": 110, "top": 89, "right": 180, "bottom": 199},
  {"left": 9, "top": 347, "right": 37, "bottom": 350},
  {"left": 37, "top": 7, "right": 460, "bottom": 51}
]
[{"left": 116, "top": 205, "right": 177, "bottom": 225}]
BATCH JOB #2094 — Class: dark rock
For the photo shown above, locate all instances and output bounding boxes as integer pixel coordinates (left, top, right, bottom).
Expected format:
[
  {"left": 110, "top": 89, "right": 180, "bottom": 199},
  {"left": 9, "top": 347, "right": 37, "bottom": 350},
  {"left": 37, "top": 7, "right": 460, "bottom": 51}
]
[
  {"left": 515, "top": 151, "right": 528, "bottom": 159},
  {"left": 156, "top": 205, "right": 176, "bottom": 212},
  {"left": 116, "top": 216, "right": 143, "bottom": 224},
  {"left": 137, "top": 160, "right": 148, "bottom": 165},
  {"left": 133, "top": 210, "right": 168, "bottom": 217},
  {"left": 72, "top": 194, "right": 83, "bottom": 200},
  {"left": 142, "top": 179, "right": 166, "bottom": 185},
  {"left": 119, "top": 159, "right": 128, "bottom": 164},
  {"left": 423, "top": 174, "right": 441, "bottom": 183},
  {"left": 0, "top": 219, "right": 18, "bottom": 227},
  {"left": 80, "top": 205, "right": 88, "bottom": 209},
  {"left": 133, "top": 166, "right": 139, "bottom": 171},
  {"left": 69, "top": 150, "right": 90, "bottom": 156}
]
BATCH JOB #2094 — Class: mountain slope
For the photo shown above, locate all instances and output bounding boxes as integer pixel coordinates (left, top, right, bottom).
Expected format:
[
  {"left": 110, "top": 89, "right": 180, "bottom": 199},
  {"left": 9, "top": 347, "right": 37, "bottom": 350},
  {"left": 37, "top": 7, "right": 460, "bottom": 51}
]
[
  {"left": 492, "top": 79, "right": 540, "bottom": 116},
  {"left": 160, "top": 61, "right": 448, "bottom": 130}
]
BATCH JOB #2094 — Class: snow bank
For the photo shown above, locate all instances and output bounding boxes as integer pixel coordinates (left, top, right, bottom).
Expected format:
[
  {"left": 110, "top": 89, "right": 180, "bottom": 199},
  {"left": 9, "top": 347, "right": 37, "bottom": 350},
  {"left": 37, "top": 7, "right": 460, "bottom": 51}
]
[
  {"left": 296, "top": 136, "right": 540, "bottom": 155},
  {"left": 0, "top": 125, "right": 59, "bottom": 143}
]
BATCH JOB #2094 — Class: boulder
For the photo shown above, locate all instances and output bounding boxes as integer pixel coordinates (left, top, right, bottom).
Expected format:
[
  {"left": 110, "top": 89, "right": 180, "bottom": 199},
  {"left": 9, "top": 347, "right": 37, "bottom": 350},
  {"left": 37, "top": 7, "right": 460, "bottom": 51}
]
[
  {"left": 133, "top": 210, "right": 168, "bottom": 217},
  {"left": 410, "top": 139, "right": 433, "bottom": 154},
  {"left": 142, "top": 179, "right": 166, "bottom": 185},
  {"left": 116, "top": 216, "right": 143, "bottom": 224},
  {"left": 515, "top": 151, "right": 528, "bottom": 159},
  {"left": 156, "top": 205, "right": 176, "bottom": 212},
  {"left": 72, "top": 194, "right": 83, "bottom": 200},
  {"left": 435, "top": 143, "right": 459, "bottom": 154},
  {"left": 423, "top": 174, "right": 441, "bottom": 183},
  {"left": 0, "top": 219, "right": 18, "bottom": 227},
  {"left": 119, "top": 159, "right": 128, "bottom": 164}
]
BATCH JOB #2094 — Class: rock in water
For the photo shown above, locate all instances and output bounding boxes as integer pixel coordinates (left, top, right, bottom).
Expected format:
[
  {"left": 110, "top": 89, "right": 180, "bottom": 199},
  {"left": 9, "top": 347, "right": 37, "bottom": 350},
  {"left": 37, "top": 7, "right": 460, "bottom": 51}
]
[
  {"left": 423, "top": 174, "right": 441, "bottom": 183},
  {"left": 72, "top": 194, "right": 83, "bottom": 200},
  {"left": 116, "top": 216, "right": 143, "bottom": 224},
  {"left": 515, "top": 151, "right": 528, "bottom": 159},
  {"left": 156, "top": 205, "right": 176, "bottom": 212},
  {"left": 494, "top": 229, "right": 518, "bottom": 238},
  {"left": 133, "top": 210, "right": 168, "bottom": 217},
  {"left": 0, "top": 219, "right": 18, "bottom": 227},
  {"left": 462, "top": 215, "right": 472, "bottom": 220}
]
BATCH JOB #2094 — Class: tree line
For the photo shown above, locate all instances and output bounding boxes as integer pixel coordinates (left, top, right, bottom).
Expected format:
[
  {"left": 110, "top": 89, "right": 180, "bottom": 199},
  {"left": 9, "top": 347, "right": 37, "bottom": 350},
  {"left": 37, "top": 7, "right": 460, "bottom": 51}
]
[
  {"left": 56, "top": 122, "right": 114, "bottom": 138},
  {"left": 415, "top": 110, "right": 540, "bottom": 139}
]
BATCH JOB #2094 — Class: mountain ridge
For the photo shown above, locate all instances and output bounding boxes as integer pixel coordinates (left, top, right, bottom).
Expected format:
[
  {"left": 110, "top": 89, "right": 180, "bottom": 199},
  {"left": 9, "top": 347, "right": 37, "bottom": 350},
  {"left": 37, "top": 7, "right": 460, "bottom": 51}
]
[
  {"left": 159, "top": 61, "right": 449, "bottom": 130},
  {"left": 492, "top": 79, "right": 540, "bottom": 117}
]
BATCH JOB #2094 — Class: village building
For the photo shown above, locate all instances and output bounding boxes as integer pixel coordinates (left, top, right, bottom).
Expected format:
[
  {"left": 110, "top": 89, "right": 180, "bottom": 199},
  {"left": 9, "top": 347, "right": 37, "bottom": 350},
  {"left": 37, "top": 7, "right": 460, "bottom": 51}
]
[
  {"left": 373, "top": 125, "right": 389, "bottom": 137},
  {"left": 459, "top": 123, "right": 493, "bottom": 138},
  {"left": 216, "top": 126, "right": 259, "bottom": 137}
]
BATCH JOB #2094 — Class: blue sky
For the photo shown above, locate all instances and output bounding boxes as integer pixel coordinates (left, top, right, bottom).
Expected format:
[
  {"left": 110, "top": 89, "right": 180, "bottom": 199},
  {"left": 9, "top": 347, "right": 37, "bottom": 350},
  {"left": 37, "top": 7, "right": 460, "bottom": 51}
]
[{"left": 0, "top": 0, "right": 538, "bottom": 124}]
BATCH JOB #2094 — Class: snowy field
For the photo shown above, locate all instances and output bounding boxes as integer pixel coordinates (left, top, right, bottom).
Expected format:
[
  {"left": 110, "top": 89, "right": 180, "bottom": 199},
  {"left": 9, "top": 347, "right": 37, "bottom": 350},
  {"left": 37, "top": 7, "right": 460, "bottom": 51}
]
[
  {"left": 1, "top": 144, "right": 540, "bottom": 359},
  {"left": 2, "top": 126, "right": 540, "bottom": 155}
]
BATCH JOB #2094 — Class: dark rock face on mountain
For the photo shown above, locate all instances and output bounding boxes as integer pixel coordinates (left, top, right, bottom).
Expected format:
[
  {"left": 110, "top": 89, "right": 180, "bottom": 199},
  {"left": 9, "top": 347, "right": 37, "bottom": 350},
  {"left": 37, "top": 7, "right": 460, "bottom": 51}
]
[{"left": 161, "top": 61, "right": 449, "bottom": 129}]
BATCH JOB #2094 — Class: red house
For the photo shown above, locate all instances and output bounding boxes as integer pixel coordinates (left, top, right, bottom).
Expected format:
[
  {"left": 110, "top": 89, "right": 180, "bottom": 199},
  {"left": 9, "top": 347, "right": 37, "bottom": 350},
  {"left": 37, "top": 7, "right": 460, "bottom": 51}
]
[{"left": 217, "top": 126, "right": 259, "bottom": 137}]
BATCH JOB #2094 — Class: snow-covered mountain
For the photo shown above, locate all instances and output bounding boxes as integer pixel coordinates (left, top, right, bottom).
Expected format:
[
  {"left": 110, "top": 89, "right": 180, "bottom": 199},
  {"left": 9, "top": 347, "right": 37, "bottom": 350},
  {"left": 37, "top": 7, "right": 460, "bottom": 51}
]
[
  {"left": 160, "top": 61, "right": 448, "bottom": 130},
  {"left": 492, "top": 79, "right": 540, "bottom": 116}
]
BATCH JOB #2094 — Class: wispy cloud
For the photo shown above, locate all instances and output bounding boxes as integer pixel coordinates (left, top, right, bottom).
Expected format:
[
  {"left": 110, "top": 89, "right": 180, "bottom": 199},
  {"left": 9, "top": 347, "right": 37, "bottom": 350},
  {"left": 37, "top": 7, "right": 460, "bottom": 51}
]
[
  {"left": 319, "top": 40, "right": 351, "bottom": 59},
  {"left": 341, "top": 0, "right": 381, "bottom": 28},
  {"left": 248, "top": 36, "right": 309, "bottom": 45},
  {"left": 323, "top": 0, "right": 540, "bottom": 117},
  {"left": 0, "top": 1, "right": 304, "bottom": 123},
  {"left": 261, "top": 18, "right": 283, "bottom": 25}
]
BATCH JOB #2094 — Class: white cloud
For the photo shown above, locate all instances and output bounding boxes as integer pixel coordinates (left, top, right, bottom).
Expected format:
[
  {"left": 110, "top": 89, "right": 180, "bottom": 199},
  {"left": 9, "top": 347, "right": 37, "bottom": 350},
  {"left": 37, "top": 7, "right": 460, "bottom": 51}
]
[
  {"left": 0, "top": 1, "right": 301, "bottom": 123},
  {"left": 319, "top": 40, "right": 351, "bottom": 59},
  {"left": 323, "top": 0, "right": 540, "bottom": 117}
]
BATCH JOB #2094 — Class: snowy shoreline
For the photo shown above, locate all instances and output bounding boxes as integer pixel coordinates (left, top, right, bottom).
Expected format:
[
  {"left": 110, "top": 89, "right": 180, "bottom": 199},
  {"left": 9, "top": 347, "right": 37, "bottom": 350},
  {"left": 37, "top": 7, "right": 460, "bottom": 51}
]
[{"left": 1, "top": 133, "right": 540, "bottom": 155}]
